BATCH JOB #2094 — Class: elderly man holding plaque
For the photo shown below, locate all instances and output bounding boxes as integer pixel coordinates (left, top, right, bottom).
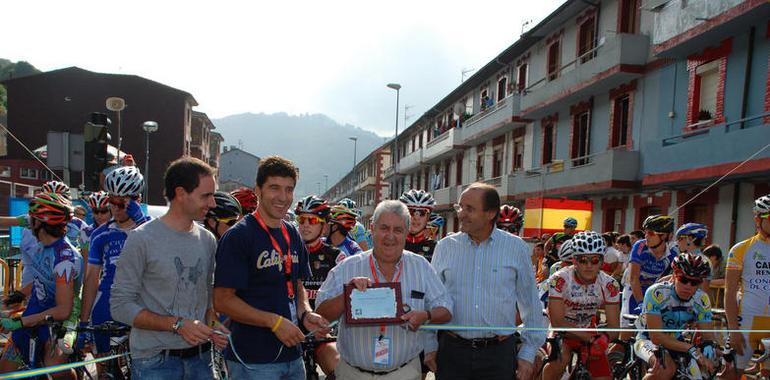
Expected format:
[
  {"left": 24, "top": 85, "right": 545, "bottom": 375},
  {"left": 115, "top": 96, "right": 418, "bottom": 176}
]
[{"left": 316, "top": 200, "right": 452, "bottom": 380}]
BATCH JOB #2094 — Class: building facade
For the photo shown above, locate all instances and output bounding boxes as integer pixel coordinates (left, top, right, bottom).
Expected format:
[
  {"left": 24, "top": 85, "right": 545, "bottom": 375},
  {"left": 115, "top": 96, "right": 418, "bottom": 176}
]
[
  {"left": 1, "top": 67, "right": 200, "bottom": 205},
  {"left": 323, "top": 146, "right": 391, "bottom": 225},
  {"left": 376, "top": 0, "right": 770, "bottom": 247},
  {"left": 217, "top": 146, "right": 260, "bottom": 192}
]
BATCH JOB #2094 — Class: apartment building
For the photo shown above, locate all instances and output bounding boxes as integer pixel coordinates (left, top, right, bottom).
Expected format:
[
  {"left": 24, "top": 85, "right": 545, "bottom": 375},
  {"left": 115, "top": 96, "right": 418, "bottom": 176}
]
[{"left": 324, "top": 146, "right": 391, "bottom": 225}]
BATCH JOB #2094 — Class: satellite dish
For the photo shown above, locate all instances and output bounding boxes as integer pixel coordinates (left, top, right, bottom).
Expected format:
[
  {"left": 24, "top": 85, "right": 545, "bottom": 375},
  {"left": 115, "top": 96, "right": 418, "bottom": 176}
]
[{"left": 106, "top": 97, "right": 126, "bottom": 111}]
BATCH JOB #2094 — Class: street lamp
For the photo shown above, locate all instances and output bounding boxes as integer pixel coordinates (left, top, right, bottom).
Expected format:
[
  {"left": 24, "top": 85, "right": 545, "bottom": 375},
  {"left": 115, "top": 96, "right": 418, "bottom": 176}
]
[
  {"left": 142, "top": 121, "right": 159, "bottom": 201},
  {"left": 387, "top": 83, "right": 401, "bottom": 197},
  {"left": 349, "top": 136, "right": 358, "bottom": 170}
]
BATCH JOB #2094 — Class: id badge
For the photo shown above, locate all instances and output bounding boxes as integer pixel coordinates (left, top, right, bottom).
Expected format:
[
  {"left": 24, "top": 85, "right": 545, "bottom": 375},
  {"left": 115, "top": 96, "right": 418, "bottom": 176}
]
[
  {"left": 373, "top": 336, "right": 391, "bottom": 367},
  {"left": 289, "top": 301, "right": 298, "bottom": 325}
]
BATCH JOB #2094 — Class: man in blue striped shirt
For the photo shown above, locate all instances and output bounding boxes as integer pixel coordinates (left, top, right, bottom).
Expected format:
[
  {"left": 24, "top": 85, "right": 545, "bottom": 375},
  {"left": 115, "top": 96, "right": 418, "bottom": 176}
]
[
  {"left": 316, "top": 200, "right": 452, "bottom": 380},
  {"left": 429, "top": 183, "right": 546, "bottom": 380}
]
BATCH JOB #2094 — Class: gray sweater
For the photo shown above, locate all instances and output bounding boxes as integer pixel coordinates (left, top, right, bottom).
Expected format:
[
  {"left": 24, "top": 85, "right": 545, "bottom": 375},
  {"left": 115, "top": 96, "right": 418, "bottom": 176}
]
[{"left": 111, "top": 218, "right": 217, "bottom": 359}]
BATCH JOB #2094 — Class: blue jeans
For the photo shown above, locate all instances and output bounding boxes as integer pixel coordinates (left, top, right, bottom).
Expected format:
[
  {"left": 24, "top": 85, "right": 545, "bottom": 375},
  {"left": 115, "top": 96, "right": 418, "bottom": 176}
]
[
  {"left": 226, "top": 358, "right": 305, "bottom": 380},
  {"left": 131, "top": 351, "right": 213, "bottom": 380}
]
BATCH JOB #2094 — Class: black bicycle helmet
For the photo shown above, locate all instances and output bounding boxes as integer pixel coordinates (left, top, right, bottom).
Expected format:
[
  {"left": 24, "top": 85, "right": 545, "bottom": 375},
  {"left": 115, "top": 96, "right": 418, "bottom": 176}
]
[
  {"left": 642, "top": 215, "right": 674, "bottom": 234},
  {"left": 672, "top": 252, "right": 711, "bottom": 279},
  {"left": 206, "top": 191, "right": 242, "bottom": 220}
]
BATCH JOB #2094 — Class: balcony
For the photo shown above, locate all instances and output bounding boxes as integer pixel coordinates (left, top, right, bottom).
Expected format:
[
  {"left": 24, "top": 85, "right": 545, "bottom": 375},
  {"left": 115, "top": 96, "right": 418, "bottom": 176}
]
[
  {"left": 356, "top": 175, "right": 377, "bottom": 191},
  {"left": 432, "top": 186, "right": 458, "bottom": 209},
  {"left": 399, "top": 148, "right": 423, "bottom": 173},
  {"left": 360, "top": 204, "right": 375, "bottom": 219},
  {"left": 423, "top": 128, "right": 464, "bottom": 164},
  {"left": 520, "top": 33, "right": 650, "bottom": 119},
  {"left": 383, "top": 165, "right": 396, "bottom": 179},
  {"left": 461, "top": 94, "right": 522, "bottom": 146},
  {"left": 513, "top": 149, "right": 641, "bottom": 197},
  {"left": 652, "top": 0, "right": 769, "bottom": 57}
]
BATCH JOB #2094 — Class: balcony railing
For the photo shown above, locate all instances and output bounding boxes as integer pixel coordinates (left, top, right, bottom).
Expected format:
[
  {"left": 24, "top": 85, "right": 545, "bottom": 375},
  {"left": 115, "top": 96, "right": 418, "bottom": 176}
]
[{"left": 461, "top": 94, "right": 520, "bottom": 145}]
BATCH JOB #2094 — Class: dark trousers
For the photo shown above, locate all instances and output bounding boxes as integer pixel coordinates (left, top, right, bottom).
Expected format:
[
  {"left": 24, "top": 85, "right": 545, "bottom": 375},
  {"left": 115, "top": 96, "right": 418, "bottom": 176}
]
[{"left": 436, "top": 333, "right": 517, "bottom": 380}]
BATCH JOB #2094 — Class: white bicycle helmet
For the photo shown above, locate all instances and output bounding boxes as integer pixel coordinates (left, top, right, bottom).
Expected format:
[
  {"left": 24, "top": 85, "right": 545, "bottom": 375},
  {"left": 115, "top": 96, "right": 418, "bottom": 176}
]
[
  {"left": 42, "top": 180, "right": 71, "bottom": 199},
  {"left": 104, "top": 166, "right": 144, "bottom": 197},
  {"left": 754, "top": 195, "right": 770, "bottom": 215},
  {"left": 557, "top": 239, "right": 576, "bottom": 261},
  {"left": 399, "top": 189, "right": 436, "bottom": 209},
  {"left": 571, "top": 231, "right": 606, "bottom": 256}
]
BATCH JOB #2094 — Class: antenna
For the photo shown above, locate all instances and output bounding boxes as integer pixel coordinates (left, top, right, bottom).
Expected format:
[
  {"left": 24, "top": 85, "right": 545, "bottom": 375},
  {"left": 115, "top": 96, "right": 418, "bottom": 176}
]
[
  {"left": 461, "top": 68, "right": 475, "bottom": 82},
  {"left": 521, "top": 19, "right": 533, "bottom": 35}
]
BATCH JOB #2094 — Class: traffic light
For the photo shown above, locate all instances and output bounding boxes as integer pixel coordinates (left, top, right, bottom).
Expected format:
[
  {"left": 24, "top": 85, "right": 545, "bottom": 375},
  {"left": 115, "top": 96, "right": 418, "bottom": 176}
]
[{"left": 83, "top": 112, "right": 111, "bottom": 191}]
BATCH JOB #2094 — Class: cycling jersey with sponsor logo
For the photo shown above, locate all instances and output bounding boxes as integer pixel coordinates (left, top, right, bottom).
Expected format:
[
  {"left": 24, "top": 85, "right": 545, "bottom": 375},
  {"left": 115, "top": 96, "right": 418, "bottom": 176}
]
[
  {"left": 548, "top": 266, "right": 621, "bottom": 328},
  {"left": 621, "top": 240, "right": 677, "bottom": 319},
  {"left": 638, "top": 281, "right": 711, "bottom": 340}
]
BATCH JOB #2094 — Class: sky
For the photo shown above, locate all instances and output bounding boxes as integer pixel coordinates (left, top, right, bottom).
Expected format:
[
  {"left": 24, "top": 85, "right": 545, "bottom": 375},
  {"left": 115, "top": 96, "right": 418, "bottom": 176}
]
[{"left": 4, "top": 0, "right": 566, "bottom": 137}]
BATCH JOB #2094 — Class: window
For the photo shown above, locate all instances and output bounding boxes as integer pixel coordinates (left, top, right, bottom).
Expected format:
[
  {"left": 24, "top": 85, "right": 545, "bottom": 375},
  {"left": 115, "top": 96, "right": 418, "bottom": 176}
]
[
  {"left": 480, "top": 88, "right": 490, "bottom": 111},
  {"left": 517, "top": 64, "right": 528, "bottom": 91},
  {"left": 571, "top": 111, "right": 591, "bottom": 166},
  {"left": 418, "top": 133, "right": 423, "bottom": 148},
  {"left": 578, "top": 17, "right": 596, "bottom": 63},
  {"left": 497, "top": 77, "right": 508, "bottom": 101},
  {"left": 604, "top": 209, "right": 623, "bottom": 233},
  {"left": 476, "top": 146, "right": 485, "bottom": 180},
  {"left": 618, "top": 0, "right": 639, "bottom": 34},
  {"left": 512, "top": 137, "right": 524, "bottom": 171},
  {"left": 542, "top": 124, "right": 555, "bottom": 164},
  {"left": 492, "top": 146, "right": 503, "bottom": 178},
  {"left": 443, "top": 160, "right": 450, "bottom": 188},
  {"left": 547, "top": 41, "right": 561, "bottom": 81},
  {"left": 20, "top": 168, "right": 38, "bottom": 179},
  {"left": 611, "top": 94, "right": 631, "bottom": 147},
  {"left": 696, "top": 60, "right": 719, "bottom": 121},
  {"left": 0, "top": 166, "right": 9, "bottom": 177}
]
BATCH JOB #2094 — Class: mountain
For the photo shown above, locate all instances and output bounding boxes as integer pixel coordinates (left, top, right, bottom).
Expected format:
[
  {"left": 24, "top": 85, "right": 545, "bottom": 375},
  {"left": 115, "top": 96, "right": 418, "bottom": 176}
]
[{"left": 213, "top": 112, "right": 387, "bottom": 198}]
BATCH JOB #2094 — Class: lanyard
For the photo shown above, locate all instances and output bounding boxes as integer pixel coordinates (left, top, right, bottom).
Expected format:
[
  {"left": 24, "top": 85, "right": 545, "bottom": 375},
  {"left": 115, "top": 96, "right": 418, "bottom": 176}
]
[
  {"left": 369, "top": 254, "right": 403, "bottom": 337},
  {"left": 253, "top": 211, "right": 295, "bottom": 299}
]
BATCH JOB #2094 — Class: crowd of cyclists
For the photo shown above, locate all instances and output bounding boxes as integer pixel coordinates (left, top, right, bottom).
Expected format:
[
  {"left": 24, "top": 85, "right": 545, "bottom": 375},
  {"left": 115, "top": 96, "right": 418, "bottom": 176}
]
[{"left": 0, "top": 158, "right": 768, "bottom": 379}]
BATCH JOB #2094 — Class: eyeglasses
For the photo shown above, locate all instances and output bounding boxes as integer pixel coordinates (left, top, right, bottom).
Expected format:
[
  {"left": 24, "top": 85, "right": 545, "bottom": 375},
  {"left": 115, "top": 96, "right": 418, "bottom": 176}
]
[
  {"left": 296, "top": 215, "right": 324, "bottom": 225},
  {"left": 677, "top": 276, "right": 703, "bottom": 287},
  {"left": 217, "top": 217, "right": 239, "bottom": 227},
  {"left": 409, "top": 209, "right": 429, "bottom": 217},
  {"left": 93, "top": 208, "right": 110, "bottom": 215},
  {"left": 576, "top": 256, "right": 602, "bottom": 266}
]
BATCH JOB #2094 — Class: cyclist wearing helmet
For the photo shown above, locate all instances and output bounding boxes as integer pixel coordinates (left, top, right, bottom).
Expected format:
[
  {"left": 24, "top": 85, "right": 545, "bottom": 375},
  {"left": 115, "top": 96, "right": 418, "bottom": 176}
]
[
  {"left": 203, "top": 191, "right": 243, "bottom": 240},
  {"left": 544, "top": 216, "right": 578, "bottom": 259},
  {"left": 539, "top": 232, "right": 572, "bottom": 282},
  {"left": 426, "top": 213, "right": 445, "bottom": 240},
  {"left": 294, "top": 195, "right": 341, "bottom": 377},
  {"left": 79, "top": 166, "right": 149, "bottom": 361},
  {"left": 621, "top": 215, "right": 677, "bottom": 327},
  {"left": 86, "top": 191, "right": 111, "bottom": 230},
  {"left": 634, "top": 253, "right": 716, "bottom": 380},
  {"left": 544, "top": 231, "right": 620, "bottom": 380},
  {"left": 497, "top": 205, "right": 524, "bottom": 236},
  {"left": 42, "top": 180, "right": 88, "bottom": 249},
  {"left": 0, "top": 193, "right": 83, "bottom": 376},
  {"left": 400, "top": 189, "right": 438, "bottom": 262},
  {"left": 230, "top": 187, "right": 258, "bottom": 214},
  {"left": 549, "top": 239, "right": 576, "bottom": 277},
  {"left": 674, "top": 223, "right": 712, "bottom": 293},
  {"left": 326, "top": 204, "right": 363, "bottom": 261},
  {"left": 337, "top": 198, "right": 372, "bottom": 251},
  {"left": 724, "top": 195, "right": 770, "bottom": 380}
]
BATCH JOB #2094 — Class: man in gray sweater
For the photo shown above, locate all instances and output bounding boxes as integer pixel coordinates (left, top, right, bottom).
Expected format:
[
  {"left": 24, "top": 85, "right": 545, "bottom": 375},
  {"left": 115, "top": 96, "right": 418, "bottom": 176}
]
[{"left": 111, "top": 157, "right": 228, "bottom": 379}]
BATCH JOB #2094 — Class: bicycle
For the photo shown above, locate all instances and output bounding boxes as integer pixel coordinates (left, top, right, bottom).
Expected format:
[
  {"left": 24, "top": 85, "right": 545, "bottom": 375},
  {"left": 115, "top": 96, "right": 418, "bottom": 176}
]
[
  {"left": 608, "top": 314, "right": 645, "bottom": 380},
  {"left": 748, "top": 337, "right": 770, "bottom": 380},
  {"left": 539, "top": 332, "right": 591, "bottom": 380},
  {"left": 301, "top": 333, "right": 337, "bottom": 380},
  {"left": 75, "top": 322, "right": 131, "bottom": 380}
]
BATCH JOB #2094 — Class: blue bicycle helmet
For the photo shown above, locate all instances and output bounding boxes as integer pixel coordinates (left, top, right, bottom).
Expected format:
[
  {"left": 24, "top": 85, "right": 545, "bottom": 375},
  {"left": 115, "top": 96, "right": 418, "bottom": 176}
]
[
  {"left": 564, "top": 217, "right": 578, "bottom": 228},
  {"left": 675, "top": 223, "right": 709, "bottom": 240}
]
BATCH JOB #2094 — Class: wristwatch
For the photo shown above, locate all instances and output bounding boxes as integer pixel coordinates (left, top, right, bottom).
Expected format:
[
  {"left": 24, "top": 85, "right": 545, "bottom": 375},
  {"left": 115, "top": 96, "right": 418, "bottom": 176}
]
[{"left": 172, "top": 317, "right": 184, "bottom": 334}]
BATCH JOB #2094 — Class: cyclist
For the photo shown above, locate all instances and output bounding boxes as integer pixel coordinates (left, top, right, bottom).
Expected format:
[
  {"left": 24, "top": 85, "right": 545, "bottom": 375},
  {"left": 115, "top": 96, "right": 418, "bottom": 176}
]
[
  {"left": 79, "top": 166, "right": 148, "bottom": 370},
  {"left": 337, "top": 198, "right": 372, "bottom": 250},
  {"left": 85, "top": 191, "right": 111, "bottom": 233},
  {"left": 294, "top": 195, "right": 340, "bottom": 377},
  {"left": 497, "top": 204, "right": 524, "bottom": 236},
  {"left": 0, "top": 193, "right": 84, "bottom": 378},
  {"left": 724, "top": 194, "right": 770, "bottom": 380},
  {"left": 538, "top": 239, "right": 577, "bottom": 308},
  {"left": 674, "top": 223, "right": 711, "bottom": 294},
  {"left": 41, "top": 181, "right": 87, "bottom": 249},
  {"left": 539, "top": 232, "right": 572, "bottom": 282},
  {"left": 544, "top": 216, "right": 578, "bottom": 258},
  {"left": 326, "top": 204, "right": 363, "bottom": 261},
  {"left": 399, "top": 189, "right": 437, "bottom": 261},
  {"left": 543, "top": 231, "right": 620, "bottom": 380},
  {"left": 634, "top": 253, "right": 717, "bottom": 380},
  {"left": 621, "top": 215, "right": 677, "bottom": 331},
  {"left": 230, "top": 186, "right": 258, "bottom": 214},
  {"left": 203, "top": 191, "right": 243, "bottom": 240},
  {"left": 426, "top": 213, "right": 444, "bottom": 240}
]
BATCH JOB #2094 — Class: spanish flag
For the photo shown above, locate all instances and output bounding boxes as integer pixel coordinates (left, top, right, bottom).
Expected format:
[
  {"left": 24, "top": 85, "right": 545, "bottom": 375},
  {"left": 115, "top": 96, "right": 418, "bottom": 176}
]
[{"left": 522, "top": 198, "right": 592, "bottom": 238}]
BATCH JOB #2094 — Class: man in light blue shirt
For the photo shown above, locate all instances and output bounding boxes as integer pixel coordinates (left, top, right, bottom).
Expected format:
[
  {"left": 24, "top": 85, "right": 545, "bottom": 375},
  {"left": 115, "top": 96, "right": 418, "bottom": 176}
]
[
  {"left": 429, "top": 183, "right": 546, "bottom": 380},
  {"left": 316, "top": 200, "right": 452, "bottom": 380}
]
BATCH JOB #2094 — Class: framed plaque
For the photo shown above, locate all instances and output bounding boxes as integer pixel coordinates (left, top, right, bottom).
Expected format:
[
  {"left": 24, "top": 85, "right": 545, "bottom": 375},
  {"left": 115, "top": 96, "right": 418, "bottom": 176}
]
[{"left": 344, "top": 282, "right": 404, "bottom": 325}]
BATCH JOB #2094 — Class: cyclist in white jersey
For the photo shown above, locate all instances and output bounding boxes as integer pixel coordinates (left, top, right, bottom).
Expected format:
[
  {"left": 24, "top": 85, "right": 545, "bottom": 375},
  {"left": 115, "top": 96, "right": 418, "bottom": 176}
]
[{"left": 724, "top": 194, "right": 770, "bottom": 380}]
